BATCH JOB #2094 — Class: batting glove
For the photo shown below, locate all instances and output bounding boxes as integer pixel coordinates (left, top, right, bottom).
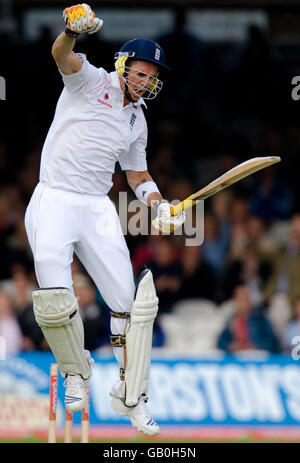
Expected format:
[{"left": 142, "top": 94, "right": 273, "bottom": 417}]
[
  {"left": 63, "top": 3, "right": 103, "bottom": 35},
  {"left": 152, "top": 200, "right": 186, "bottom": 234}
]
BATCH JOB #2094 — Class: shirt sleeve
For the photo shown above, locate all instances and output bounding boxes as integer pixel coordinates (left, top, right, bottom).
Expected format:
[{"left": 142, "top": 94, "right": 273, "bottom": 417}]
[
  {"left": 59, "top": 53, "right": 107, "bottom": 94},
  {"left": 119, "top": 118, "right": 148, "bottom": 172}
]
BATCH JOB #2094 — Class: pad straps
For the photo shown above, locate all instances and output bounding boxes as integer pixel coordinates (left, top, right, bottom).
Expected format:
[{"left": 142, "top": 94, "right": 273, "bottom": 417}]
[{"left": 110, "top": 311, "right": 130, "bottom": 381}]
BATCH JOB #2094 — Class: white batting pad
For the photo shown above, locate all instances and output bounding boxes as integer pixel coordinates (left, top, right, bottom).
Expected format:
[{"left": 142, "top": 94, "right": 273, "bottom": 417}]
[
  {"left": 32, "top": 288, "right": 91, "bottom": 379},
  {"left": 124, "top": 270, "right": 159, "bottom": 406}
]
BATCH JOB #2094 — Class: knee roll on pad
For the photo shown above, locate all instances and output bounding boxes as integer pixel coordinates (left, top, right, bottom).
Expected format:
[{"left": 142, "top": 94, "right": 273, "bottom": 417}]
[{"left": 32, "top": 287, "right": 91, "bottom": 379}]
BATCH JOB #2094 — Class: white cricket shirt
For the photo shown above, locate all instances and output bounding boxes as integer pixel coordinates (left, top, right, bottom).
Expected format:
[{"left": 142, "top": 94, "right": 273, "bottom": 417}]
[{"left": 39, "top": 54, "right": 148, "bottom": 195}]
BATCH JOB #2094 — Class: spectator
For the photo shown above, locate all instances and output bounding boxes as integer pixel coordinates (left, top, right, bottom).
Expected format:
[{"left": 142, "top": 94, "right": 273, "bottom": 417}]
[
  {"left": 152, "top": 318, "right": 166, "bottom": 348},
  {"left": 0, "top": 19, "right": 300, "bottom": 360},
  {"left": 249, "top": 166, "right": 293, "bottom": 221},
  {"left": 263, "top": 214, "right": 300, "bottom": 336},
  {"left": 224, "top": 215, "right": 279, "bottom": 300},
  {"left": 0, "top": 264, "right": 34, "bottom": 305},
  {"left": 202, "top": 213, "right": 230, "bottom": 277},
  {"left": 5, "top": 214, "right": 34, "bottom": 271},
  {"left": 147, "top": 237, "right": 182, "bottom": 313},
  {"left": 0, "top": 189, "right": 15, "bottom": 239},
  {"left": 131, "top": 235, "right": 162, "bottom": 276},
  {"left": 166, "top": 179, "right": 195, "bottom": 206},
  {"left": 217, "top": 285, "right": 279, "bottom": 353},
  {"left": 0, "top": 189, "right": 18, "bottom": 280},
  {"left": 1, "top": 266, "right": 44, "bottom": 351},
  {"left": 73, "top": 273, "right": 109, "bottom": 351},
  {"left": 71, "top": 255, "right": 86, "bottom": 277},
  {"left": 177, "top": 245, "right": 216, "bottom": 301},
  {"left": 0, "top": 290, "right": 22, "bottom": 355},
  {"left": 149, "top": 125, "right": 178, "bottom": 195},
  {"left": 281, "top": 297, "right": 300, "bottom": 353},
  {"left": 226, "top": 221, "right": 249, "bottom": 263},
  {"left": 223, "top": 248, "right": 265, "bottom": 306},
  {"left": 211, "top": 191, "right": 233, "bottom": 228},
  {"left": 228, "top": 214, "right": 279, "bottom": 265},
  {"left": 229, "top": 197, "right": 250, "bottom": 227},
  {"left": 245, "top": 214, "right": 280, "bottom": 265}
]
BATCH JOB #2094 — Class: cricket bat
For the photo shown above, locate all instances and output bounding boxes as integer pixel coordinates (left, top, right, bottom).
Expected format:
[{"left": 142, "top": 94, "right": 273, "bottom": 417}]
[{"left": 169, "top": 156, "right": 281, "bottom": 216}]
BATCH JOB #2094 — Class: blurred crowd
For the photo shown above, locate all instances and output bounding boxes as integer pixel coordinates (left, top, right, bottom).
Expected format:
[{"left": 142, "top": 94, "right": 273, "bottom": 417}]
[{"left": 1, "top": 7, "right": 300, "bottom": 357}]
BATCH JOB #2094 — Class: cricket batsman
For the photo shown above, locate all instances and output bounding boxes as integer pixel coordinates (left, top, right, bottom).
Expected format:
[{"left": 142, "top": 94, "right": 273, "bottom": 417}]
[{"left": 24, "top": 4, "right": 185, "bottom": 435}]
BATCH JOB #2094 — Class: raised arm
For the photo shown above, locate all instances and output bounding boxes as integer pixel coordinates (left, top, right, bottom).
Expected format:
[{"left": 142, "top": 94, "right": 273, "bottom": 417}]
[
  {"left": 52, "top": 3, "right": 103, "bottom": 75},
  {"left": 52, "top": 32, "right": 82, "bottom": 75}
]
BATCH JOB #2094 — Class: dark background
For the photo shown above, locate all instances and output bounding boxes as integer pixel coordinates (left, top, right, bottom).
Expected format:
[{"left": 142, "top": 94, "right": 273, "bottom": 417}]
[{"left": 1, "top": 1, "right": 300, "bottom": 354}]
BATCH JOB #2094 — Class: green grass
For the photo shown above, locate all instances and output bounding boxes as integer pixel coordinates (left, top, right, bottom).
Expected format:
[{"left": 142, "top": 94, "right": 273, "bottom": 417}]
[{"left": 1, "top": 436, "right": 300, "bottom": 443}]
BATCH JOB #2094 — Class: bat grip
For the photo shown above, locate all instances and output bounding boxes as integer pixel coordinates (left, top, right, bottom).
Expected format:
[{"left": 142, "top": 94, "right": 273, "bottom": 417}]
[{"left": 170, "top": 198, "right": 197, "bottom": 216}]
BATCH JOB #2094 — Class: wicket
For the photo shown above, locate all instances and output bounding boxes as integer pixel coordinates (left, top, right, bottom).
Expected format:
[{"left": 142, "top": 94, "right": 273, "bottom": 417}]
[{"left": 48, "top": 363, "right": 90, "bottom": 443}]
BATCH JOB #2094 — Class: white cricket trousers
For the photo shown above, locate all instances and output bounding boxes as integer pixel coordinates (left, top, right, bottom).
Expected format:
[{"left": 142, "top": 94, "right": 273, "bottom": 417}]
[{"left": 25, "top": 182, "right": 135, "bottom": 369}]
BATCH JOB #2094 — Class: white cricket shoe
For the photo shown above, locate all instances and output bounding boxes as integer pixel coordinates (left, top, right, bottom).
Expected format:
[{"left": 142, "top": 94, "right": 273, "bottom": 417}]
[
  {"left": 110, "top": 381, "right": 160, "bottom": 436},
  {"left": 64, "top": 374, "right": 89, "bottom": 412}
]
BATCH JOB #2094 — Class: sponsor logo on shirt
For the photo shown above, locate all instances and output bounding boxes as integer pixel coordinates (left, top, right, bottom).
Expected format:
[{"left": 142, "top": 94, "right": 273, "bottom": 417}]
[{"left": 130, "top": 113, "right": 137, "bottom": 130}]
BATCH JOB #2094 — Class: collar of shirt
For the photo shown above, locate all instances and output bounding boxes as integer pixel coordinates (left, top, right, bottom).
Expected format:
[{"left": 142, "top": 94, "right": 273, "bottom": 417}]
[{"left": 109, "top": 71, "right": 148, "bottom": 109}]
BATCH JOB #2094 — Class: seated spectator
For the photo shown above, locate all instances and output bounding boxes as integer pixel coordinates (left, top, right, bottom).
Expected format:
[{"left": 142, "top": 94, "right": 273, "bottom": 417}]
[
  {"left": 0, "top": 188, "right": 24, "bottom": 280},
  {"left": 5, "top": 213, "right": 34, "bottom": 272},
  {"left": 223, "top": 247, "right": 267, "bottom": 305},
  {"left": 177, "top": 245, "right": 216, "bottom": 301},
  {"left": 0, "top": 263, "right": 34, "bottom": 305},
  {"left": 211, "top": 191, "right": 233, "bottom": 234},
  {"left": 0, "top": 290, "right": 22, "bottom": 355},
  {"left": 224, "top": 197, "right": 250, "bottom": 266},
  {"left": 264, "top": 214, "right": 300, "bottom": 305},
  {"left": 281, "top": 297, "right": 300, "bottom": 353},
  {"left": 246, "top": 215, "right": 279, "bottom": 261},
  {"left": 226, "top": 221, "right": 249, "bottom": 263},
  {"left": 73, "top": 273, "right": 109, "bottom": 351},
  {"left": 0, "top": 188, "right": 15, "bottom": 242},
  {"left": 202, "top": 213, "right": 231, "bottom": 277},
  {"left": 166, "top": 179, "right": 195, "bottom": 207},
  {"left": 71, "top": 255, "right": 86, "bottom": 276},
  {"left": 131, "top": 235, "right": 162, "bottom": 276},
  {"left": 2, "top": 266, "right": 44, "bottom": 351},
  {"left": 152, "top": 318, "right": 165, "bottom": 348},
  {"left": 147, "top": 237, "right": 182, "bottom": 313},
  {"left": 249, "top": 166, "right": 293, "bottom": 221},
  {"left": 227, "top": 214, "right": 279, "bottom": 268},
  {"left": 217, "top": 285, "right": 279, "bottom": 353},
  {"left": 230, "top": 197, "right": 250, "bottom": 227}
]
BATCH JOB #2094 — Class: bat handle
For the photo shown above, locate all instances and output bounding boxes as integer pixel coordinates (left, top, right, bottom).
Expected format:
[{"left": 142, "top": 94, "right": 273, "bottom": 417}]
[{"left": 170, "top": 198, "right": 197, "bottom": 216}]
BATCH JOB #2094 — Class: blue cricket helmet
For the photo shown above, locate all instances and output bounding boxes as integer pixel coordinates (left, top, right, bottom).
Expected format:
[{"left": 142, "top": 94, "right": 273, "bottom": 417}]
[{"left": 114, "top": 38, "right": 171, "bottom": 73}]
